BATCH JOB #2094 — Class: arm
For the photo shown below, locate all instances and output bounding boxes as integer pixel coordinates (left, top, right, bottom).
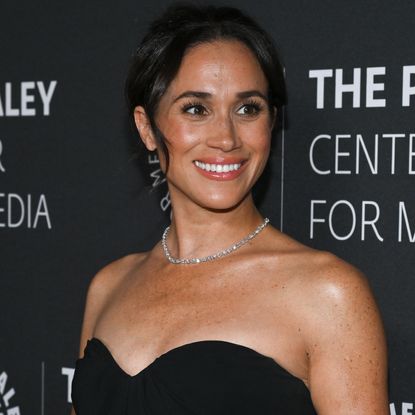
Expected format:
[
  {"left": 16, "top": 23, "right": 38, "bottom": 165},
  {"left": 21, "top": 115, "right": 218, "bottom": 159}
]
[{"left": 305, "top": 256, "right": 388, "bottom": 414}]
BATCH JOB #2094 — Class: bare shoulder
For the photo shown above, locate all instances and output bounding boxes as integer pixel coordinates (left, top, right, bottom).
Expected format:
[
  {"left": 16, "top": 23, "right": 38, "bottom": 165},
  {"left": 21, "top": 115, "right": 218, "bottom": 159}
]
[
  {"left": 77, "top": 252, "right": 147, "bottom": 356},
  {"left": 87, "top": 252, "right": 146, "bottom": 298},
  {"left": 295, "top": 248, "right": 377, "bottom": 320},
  {"left": 277, "top": 244, "right": 388, "bottom": 413},
  {"left": 269, "top": 230, "right": 373, "bottom": 307},
  {"left": 276, "top": 236, "right": 381, "bottom": 330}
]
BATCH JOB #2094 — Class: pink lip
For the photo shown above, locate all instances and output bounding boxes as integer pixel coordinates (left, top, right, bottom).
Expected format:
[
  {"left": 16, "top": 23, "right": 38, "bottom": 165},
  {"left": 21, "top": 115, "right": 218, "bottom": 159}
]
[{"left": 193, "top": 159, "right": 248, "bottom": 181}]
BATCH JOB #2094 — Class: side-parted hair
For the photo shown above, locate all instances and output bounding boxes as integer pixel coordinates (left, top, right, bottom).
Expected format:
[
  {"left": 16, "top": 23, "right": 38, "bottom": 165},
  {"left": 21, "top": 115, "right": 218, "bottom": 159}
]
[{"left": 125, "top": 3, "right": 287, "bottom": 162}]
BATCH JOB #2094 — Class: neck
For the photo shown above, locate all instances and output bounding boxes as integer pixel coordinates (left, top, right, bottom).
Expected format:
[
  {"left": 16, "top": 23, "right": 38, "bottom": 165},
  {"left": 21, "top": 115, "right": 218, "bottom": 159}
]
[{"left": 165, "top": 193, "right": 265, "bottom": 260}]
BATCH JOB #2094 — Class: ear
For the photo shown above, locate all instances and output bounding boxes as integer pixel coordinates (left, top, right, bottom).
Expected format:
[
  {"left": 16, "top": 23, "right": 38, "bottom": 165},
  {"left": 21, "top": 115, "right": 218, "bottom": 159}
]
[{"left": 133, "top": 106, "right": 158, "bottom": 151}]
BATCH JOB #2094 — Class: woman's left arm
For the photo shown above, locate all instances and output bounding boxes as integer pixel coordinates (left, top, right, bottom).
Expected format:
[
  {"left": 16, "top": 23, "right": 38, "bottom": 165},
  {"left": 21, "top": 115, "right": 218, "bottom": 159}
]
[{"left": 305, "top": 256, "right": 389, "bottom": 415}]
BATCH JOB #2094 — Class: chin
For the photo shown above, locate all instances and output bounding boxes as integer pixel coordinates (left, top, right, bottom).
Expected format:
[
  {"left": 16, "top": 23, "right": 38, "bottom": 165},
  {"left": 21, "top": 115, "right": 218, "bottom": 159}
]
[{"left": 196, "top": 191, "right": 248, "bottom": 212}]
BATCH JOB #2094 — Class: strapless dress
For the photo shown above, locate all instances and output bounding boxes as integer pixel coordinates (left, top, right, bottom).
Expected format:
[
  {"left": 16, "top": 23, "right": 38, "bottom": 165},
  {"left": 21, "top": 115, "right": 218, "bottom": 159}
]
[{"left": 72, "top": 337, "right": 317, "bottom": 414}]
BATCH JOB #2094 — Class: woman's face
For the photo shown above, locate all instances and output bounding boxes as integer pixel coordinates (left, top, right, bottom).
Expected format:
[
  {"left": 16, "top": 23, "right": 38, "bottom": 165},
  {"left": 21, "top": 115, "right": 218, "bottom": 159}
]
[{"left": 143, "top": 39, "right": 275, "bottom": 211}]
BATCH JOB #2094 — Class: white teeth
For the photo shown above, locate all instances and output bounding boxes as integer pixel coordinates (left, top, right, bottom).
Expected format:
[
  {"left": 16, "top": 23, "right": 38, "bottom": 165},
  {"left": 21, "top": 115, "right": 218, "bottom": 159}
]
[{"left": 194, "top": 161, "right": 242, "bottom": 172}]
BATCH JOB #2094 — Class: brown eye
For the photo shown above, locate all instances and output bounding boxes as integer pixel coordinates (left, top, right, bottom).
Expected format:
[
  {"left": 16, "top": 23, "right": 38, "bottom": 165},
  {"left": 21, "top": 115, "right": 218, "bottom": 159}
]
[
  {"left": 236, "top": 103, "right": 262, "bottom": 116},
  {"left": 183, "top": 104, "right": 207, "bottom": 116}
]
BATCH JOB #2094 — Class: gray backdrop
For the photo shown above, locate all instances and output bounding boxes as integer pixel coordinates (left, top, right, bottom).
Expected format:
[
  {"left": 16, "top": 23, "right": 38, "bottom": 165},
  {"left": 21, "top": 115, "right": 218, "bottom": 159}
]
[{"left": 1, "top": 1, "right": 414, "bottom": 414}]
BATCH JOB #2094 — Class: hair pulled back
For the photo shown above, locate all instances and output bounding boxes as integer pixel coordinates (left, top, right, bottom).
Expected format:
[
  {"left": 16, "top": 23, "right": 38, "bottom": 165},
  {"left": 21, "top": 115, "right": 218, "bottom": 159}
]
[{"left": 125, "top": 3, "right": 286, "bottom": 158}]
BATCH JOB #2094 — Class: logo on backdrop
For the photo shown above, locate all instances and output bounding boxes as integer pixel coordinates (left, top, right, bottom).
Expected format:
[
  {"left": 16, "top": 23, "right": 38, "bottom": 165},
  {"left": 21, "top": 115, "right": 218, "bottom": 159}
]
[
  {"left": 61, "top": 367, "right": 74, "bottom": 404},
  {"left": 390, "top": 402, "right": 414, "bottom": 415},
  {"left": 0, "top": 81, "right": 57, "bottom": 230},
  {"left": 147, "top": 153, "right": 171, "bottom": 213},
  {"left": 0, "top": 139, "right": 5, "bottom": 173},
  {"left": 307, "top": 65, "right": 415, "bottom": 243},
  {"left": 0, "top": 371, "right": 21, "bottom": 414},
  {"left": 0, "top": 81, "right": 57, "bottom": 117}
]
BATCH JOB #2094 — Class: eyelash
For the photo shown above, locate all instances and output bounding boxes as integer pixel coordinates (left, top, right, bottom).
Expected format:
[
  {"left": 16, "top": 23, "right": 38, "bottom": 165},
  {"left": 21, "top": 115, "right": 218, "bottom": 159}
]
[{"left": 180, "top": 99, "right": 265, "bottom": 117}]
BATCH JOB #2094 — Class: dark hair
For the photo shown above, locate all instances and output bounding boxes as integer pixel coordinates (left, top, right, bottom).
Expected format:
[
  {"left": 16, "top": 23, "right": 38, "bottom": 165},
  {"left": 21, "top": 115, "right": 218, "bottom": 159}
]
[{"left": 125, "top": 3, "right": 286, "bottom": 164}]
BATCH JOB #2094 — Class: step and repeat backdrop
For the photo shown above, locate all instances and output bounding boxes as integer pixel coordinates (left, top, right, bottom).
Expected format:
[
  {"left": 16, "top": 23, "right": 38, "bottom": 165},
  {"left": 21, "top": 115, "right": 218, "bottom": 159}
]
[{"left": 1, "top": 1, "right": 414, "bottom": 414}]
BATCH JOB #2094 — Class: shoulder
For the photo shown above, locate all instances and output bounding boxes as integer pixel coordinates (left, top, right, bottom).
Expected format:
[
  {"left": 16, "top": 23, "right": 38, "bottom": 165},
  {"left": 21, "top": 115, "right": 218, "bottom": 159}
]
[
  {"left": 267, "top": 229, "right": 371, "bottom": 305},
  {"left": 77, "top": 252, "right": 147, "bottom": 355},
  {"left": 86, "top": 252, "right": 146, "bottom": 299},
  {"left": 265, "top": 229, "right": 382, "bottom": 340},
  {"left": 273, "top": 243, "right": 388, "bottom": 412},
  {"left": 298, "top": 249, "right": 375, "bottom": 320},
  {"left": 282, "top": 243, "right": 378, "bottom": 330}
]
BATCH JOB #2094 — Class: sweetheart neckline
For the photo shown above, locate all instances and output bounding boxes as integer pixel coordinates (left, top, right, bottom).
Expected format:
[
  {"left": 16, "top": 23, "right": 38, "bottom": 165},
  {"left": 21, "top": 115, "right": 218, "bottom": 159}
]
[{"left": 85, "top": 337, "right": 299, "bottom": 381}]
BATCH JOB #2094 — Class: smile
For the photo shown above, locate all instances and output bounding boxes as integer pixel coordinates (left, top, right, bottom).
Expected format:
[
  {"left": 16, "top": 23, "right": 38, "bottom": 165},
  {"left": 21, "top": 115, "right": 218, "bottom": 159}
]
[{"left": 194, "top": 161, "right": 242, "bottom": 172}]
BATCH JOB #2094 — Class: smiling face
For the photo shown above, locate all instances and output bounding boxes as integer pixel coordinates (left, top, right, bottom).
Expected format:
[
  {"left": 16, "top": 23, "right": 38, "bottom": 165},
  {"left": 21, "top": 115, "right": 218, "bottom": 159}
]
[{"left": 135, "top": 39, "right": 275, "bottom": 211}]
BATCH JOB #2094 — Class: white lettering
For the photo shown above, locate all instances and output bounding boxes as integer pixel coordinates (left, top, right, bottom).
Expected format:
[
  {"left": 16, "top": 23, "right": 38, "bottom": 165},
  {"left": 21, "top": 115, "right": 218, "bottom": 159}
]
[
  {"left": 310, "top": 200, "right": 384, "bottom": 241},
  {"left": 61, "top": 367, "right": 74, "bottom": 403},
  {"left": 0, "top": 193, "right": 5, "bottom": 228},
  {"left": 21, "top": 82, "right": 36, "bottom": 116},
  {"left": 383, "top": 133, "right": 405, "bottom": 174},
  {"left": 329, "top": 200, "right": 356, "bottom": 240},
  {"left": 361, "top": 201, "right": 383, "bottom": 241},
  {"left": 0, "top": 371, "right": 7, "bottom": 394},
  {"left": 7, "top": 194, "right": 25, "bottom": 228},
  {"left": 0, "top": 81, "right": 57, "bottom": 117},
  {"left": 309, "top": 134, "right": 331, "bottom": 174},
  {"left": 409, "top": 134, "right": 415, "bottom": 174},
  {"left": 310, "top": 200, "right": 326, "bottom": 239},
  {"left": 5, "top": 83, "right": 19, "bottom": 116},
  {"left": 37, "top": 81, "right": 57, "bottom": 116},
  {"left": 32, "top": 194, "right": 52, "bottom": 229},
  {"left": 0, "top": 139, "right": 5, "bottom": 173},
  {"left": 150, "top": 169, "right": 166, "bottom": 187},
  {"left": 398, "top": 202, "right": 415, "bottom": 242},
  {"left": 403, "top": 402, "right": 414, "bottom": 415},
  {"left": 335, "top": 68, "right": 361, "bottom": 108},
  {"left": 160, "top": 192, "right": 171, "bottom": 211},
  {"left": 0, "top": 193, "right": 52, "bottom": 229},
  {"left": 335, "top": 134, "right": 351, "bottom": 174},
  {"left": 309, "top": 69, "right": 333, "bottom": 109},
  {"left": 402, "top": 65, "right": 415, "bottom": 107},
  {"left": 366, "top": 67, "right": 386, "bottom": 107},
  {"left": 356, "top": 134, "right": 378, "bottom": 174},
  {"left": 148, "top": 154, "right": 159, "bottom": 164},
  {"left": 3, "top": 388, "right": 15, "bottom": 407}
]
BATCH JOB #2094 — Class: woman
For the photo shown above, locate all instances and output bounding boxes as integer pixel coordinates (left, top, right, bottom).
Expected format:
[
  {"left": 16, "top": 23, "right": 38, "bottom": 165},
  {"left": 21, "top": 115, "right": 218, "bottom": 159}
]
[{"left": 71, "top": 4, "right": 388, "bottom": 414}]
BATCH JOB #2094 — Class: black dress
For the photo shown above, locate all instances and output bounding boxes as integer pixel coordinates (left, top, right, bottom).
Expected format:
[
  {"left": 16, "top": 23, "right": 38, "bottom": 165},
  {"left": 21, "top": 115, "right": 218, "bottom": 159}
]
[{"left": 72, "top": 338, "right": 317, "bottom": 414}]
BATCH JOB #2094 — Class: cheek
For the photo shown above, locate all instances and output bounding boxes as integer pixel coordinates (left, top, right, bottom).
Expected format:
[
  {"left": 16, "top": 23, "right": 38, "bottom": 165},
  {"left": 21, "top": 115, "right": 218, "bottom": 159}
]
[
  {"left": 242, "top": 122, "right": 272, "bottom": 155},
  {"left": 159, "top": 116, "right": 201, "bottom": 153}
]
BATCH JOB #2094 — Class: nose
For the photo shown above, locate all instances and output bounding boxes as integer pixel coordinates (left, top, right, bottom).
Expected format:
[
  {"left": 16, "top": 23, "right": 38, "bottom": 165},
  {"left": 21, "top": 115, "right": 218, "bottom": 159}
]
[{"left": 205, "top": 113, "right": 241, "bottom": 152}]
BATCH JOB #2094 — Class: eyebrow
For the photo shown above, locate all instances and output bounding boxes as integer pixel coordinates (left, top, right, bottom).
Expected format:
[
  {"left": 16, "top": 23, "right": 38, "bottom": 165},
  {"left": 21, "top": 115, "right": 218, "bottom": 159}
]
[{"left": 172, "top": 90, "right": 268, "bottom": 103}]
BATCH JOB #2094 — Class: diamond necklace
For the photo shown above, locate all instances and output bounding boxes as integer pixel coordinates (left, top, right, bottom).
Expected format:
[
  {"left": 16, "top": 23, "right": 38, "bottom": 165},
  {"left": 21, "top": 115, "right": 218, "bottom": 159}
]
[{"left": 161, "top": 217, "right": 269, "bottom": 265}]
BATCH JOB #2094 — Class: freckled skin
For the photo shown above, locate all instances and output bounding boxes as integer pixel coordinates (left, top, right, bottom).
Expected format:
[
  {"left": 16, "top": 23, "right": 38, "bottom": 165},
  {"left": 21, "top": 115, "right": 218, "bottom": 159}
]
[{"left": 71, "top": 40, "right": 388, "bottom": 415}]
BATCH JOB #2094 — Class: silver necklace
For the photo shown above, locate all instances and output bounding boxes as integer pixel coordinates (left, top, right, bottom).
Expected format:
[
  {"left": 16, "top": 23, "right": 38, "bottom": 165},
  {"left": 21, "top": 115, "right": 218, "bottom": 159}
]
[{"left": 161, "top": 217, "right": 269, "bottom": 265}]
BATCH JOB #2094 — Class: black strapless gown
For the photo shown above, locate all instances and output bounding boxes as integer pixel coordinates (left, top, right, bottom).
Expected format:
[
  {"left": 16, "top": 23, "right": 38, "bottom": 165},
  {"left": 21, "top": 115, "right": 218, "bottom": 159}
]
[{"left": 72, "top": 338, "right": 317, "bottom": 414}]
